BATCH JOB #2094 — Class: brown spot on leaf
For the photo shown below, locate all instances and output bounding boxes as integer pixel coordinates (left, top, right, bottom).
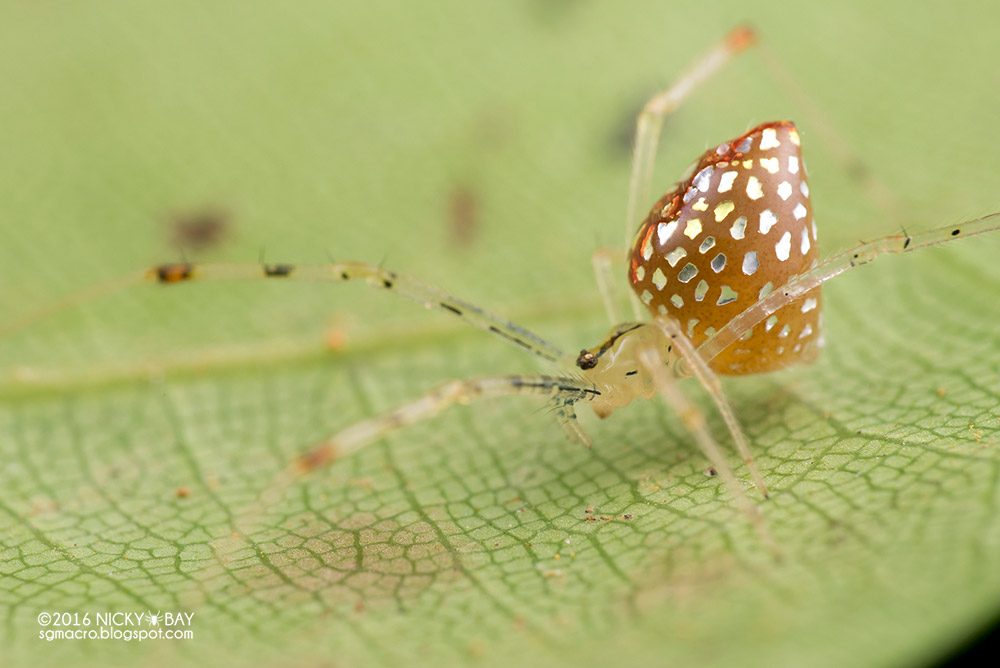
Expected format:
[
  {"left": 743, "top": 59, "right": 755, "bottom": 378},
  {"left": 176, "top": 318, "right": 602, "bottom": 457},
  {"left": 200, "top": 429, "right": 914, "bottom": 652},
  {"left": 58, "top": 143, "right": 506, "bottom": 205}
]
[
  {"left": 297, "top": 443, "right": 338, "bottom": 472},
  {"left": 447, "top": 184, "right": 481, "bottom": 247},
  {"left": 167, "top": 206, "right": 231, "bottom": 252}
]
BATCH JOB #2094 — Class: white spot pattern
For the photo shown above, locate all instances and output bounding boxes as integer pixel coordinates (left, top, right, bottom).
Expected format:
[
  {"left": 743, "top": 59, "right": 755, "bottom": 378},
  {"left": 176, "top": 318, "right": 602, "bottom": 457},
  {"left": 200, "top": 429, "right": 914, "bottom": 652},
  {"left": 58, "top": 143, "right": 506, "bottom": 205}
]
[
  {"left": 714, "top": 201, "right": 735, "bottom": 222},
  {"left": 693, "top": 166, "right": 714, "bottom": 192},
  {"left": 711, "top": 253, "right": 727, "bottom": 273},
  {"left": 657, "top": 221, "right": 678, "bottom": 245},
  {"left": 652, "top": 267, "right": 667, "bottom": 290},
  {"left": 718, "top": 171, "right": 738, "bottom": 193},
  {"left": 730, "top": 216, "right": 747, "bottom": 240},
  {"left": 775, "top": 231, "right": 792, "bottom": 261},
  {"left": 759, "top": 127, "right": 780, "bottom": 150},
  {"left": 684, "top": 219, "right": 703, "bottom": 239},
  {"left": 665, "top": 247, "right": 687, "bottom": 267},
  {"left": 759, "top": 209, "right": 777, "bottom": 234},
  {"left": 678, "top": 263, "right": 698, "bottom": 283},
  {"left": 717, "top": 285, "right": 738, "bottom": 306},
  {"left": 694, "top": 279, "right": 709, "bottom": 301}
]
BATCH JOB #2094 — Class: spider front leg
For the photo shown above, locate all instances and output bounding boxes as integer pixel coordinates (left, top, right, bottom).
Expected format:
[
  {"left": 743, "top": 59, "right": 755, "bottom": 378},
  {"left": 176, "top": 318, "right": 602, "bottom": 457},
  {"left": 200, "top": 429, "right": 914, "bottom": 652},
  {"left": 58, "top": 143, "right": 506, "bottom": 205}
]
[
  {"left": 0, "top": 260, "right": 574, "bottom": 368},
  {"left": 297, "top": 374, "right": 603, "bottom": 471},
  {"left": 236, "top": 374, "right": 603, "bottom": 539},
  {"left": 552, "top": 395, "right": 593, "bottom": 447},
  {"left": 576, "top": 317, "right": 767, "bottom": 510}
]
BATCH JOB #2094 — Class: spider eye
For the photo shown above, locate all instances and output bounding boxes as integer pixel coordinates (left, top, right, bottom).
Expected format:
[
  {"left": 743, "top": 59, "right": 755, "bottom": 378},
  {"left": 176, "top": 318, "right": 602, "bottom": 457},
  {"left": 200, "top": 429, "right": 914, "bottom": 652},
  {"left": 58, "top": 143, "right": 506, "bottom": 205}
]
[{"left": 576, "top": 350, "right": 598, "bottom": 370}]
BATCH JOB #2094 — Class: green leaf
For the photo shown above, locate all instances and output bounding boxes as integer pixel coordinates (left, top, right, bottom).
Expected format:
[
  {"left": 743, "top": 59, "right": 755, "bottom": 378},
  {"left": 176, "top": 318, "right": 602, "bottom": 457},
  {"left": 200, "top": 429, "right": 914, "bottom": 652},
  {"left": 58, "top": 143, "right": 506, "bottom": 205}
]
[{"left": 2, "top": 2, "right": 999, "bottom": 667}]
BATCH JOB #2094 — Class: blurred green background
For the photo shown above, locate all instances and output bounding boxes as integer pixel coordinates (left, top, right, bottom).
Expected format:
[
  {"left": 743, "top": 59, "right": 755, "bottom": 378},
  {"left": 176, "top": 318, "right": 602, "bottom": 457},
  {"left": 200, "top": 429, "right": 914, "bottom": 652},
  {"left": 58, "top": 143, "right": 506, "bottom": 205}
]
[{"left": 1, "top": 1, "right": 999, "bottom": 667}]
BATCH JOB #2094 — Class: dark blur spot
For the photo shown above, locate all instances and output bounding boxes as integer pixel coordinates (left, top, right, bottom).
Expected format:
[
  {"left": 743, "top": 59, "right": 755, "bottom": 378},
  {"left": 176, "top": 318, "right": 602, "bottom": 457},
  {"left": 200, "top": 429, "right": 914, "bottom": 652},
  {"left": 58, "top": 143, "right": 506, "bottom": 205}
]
[
  {"left": 845, "top": 158, "right": 870, "bottom": 182},
  {"left": 447, "top": 184, "right": 481, "bottom": 247},
  {"left": 526, "top": 0, "right": 587, "bottom": 28},
  {"left": 443, "top": 105, "right": 513, "bottom": 248},
  {"left": 609, "top": 91, "right": 674, "bottom": 160},
  {"left": 168, "top": 206, "right": 231, "bottom": 252}
]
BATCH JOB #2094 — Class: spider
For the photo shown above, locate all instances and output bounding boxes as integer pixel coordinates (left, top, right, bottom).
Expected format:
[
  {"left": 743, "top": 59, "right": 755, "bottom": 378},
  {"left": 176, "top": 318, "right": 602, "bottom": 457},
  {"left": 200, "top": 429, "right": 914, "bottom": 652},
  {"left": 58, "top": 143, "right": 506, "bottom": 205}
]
[{"left": 5, "top": 27, "right": 999, "bottom": 524}]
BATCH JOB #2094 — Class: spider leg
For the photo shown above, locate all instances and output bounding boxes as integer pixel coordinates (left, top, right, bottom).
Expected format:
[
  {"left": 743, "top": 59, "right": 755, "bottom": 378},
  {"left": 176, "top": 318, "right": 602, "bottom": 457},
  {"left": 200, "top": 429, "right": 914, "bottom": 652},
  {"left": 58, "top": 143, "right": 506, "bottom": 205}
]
[
  {"left": 591, "top": 246, "right": 626, "bottom": 325},
  {"left": 234, "top": 374, "right": 600, "bottom": 540},
  {"left": 625, "top": 26, "right": 756, "bottom": 319},
  {"left": 635, "top": 341, "right": 776, "bottom": 551},
  {"left": 552, "top": 395, "right": 592, "bottom": 447},
  {"left": 698, "top": 211, "right": 1000, "bottom": 363},
  {"left": 1, "top": 260, "right": 573, "bottom": 367},
  {"left": 297, "top": 374, "right": 603, "bottom": 471},
  {"left": 650, "top": 315, "right": 768, "bottom": 498}
]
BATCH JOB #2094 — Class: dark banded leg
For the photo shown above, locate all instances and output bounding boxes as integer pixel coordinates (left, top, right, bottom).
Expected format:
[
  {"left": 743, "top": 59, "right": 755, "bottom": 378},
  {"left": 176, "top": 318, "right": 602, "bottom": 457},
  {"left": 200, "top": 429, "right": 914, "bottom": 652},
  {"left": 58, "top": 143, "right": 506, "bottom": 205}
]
[
  {"left": 552, "top": 396, "right": 592, "bottom": 446},
  {"left": 1, "top": 260, "right": 572, "bottom": 367}
]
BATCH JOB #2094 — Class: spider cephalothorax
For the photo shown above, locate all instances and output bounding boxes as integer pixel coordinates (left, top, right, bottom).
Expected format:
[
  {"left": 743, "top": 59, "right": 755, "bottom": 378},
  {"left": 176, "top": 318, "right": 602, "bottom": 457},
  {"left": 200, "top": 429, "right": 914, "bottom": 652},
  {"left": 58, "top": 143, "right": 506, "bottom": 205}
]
[{"left": 574, "top": 322, "right": 664, "bottom": 418}]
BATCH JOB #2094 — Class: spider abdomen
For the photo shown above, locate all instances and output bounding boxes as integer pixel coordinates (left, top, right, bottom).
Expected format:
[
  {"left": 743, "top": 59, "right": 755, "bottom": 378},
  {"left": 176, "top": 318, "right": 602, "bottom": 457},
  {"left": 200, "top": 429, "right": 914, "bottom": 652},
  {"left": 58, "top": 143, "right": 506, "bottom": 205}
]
[{"left": 629, "top": 121, "right": 822, "bottom": 375}]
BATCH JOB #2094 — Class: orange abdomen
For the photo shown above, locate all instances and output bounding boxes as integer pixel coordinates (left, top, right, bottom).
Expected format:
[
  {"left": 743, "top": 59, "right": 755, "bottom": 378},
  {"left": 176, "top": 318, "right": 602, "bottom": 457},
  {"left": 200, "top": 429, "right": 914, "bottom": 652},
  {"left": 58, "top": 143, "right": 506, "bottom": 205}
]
[{"left": 629, "top": 121, "right": 822, "bottom": 375}]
